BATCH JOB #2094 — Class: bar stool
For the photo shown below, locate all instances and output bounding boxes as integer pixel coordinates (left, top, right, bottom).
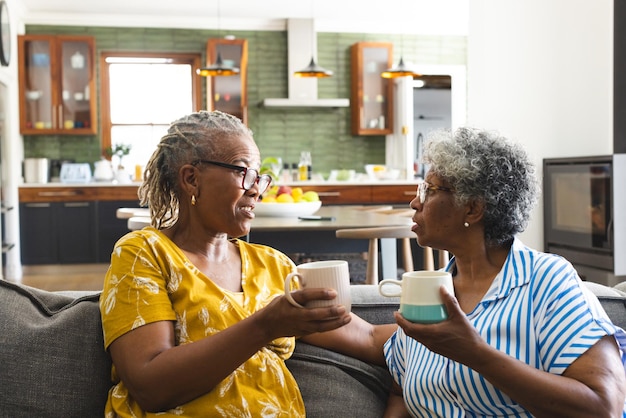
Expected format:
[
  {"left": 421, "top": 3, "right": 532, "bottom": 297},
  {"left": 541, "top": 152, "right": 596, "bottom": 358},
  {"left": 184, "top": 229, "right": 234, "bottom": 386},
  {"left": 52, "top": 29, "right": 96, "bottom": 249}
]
[
  {"left": 375, "top": 207, "right": 450, "bottom": 271},
  {"left": 335, "top": 225, "right": 435, "bottom": 285}
]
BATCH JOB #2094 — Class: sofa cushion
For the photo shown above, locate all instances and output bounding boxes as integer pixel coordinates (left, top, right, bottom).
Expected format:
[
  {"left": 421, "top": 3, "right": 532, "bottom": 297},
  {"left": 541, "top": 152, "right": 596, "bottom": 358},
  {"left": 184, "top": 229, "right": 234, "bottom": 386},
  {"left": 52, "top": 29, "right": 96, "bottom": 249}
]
[
  {"left": 283, "top": 284, "right": 399, "bottom": 417},
  {"left": 0, "top": 280, "right": 111, "bottom": 417},
  {"left": 287, "top": 343, "right": 392, "bottom": 418}
]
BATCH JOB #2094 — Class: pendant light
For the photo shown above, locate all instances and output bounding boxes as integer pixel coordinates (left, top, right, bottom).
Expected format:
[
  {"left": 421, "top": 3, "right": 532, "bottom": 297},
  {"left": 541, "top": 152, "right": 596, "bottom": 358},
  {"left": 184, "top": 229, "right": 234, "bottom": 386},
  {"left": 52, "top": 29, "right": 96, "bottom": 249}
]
[
  {"left": 293, "top": 1, "right": 333, "bottom": 78},
  {"left": 196, "top": 52, "right": 239, "bottom": 77},
  {"left": 381, "top": 57, "right": 418, "bottom": 79},
  {"left": 381, "top": 35, "right": 419, "bottom": 79},
  {"left": 294, "top": 56, "right": 332, "bottom": 78},
  {"left": 196, "top": 0, "right": 239, "bottom": 77}
]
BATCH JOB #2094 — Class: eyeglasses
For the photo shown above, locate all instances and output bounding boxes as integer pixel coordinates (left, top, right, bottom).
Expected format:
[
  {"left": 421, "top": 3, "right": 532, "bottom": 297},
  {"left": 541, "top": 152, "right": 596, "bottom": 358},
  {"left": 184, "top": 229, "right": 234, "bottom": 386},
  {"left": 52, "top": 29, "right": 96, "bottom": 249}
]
[
  {"left": 417, "top": 181, "right": 454, "bottom": 204},
  {"left": 194, "top": 160, "right": 272, "bottom": 194}
]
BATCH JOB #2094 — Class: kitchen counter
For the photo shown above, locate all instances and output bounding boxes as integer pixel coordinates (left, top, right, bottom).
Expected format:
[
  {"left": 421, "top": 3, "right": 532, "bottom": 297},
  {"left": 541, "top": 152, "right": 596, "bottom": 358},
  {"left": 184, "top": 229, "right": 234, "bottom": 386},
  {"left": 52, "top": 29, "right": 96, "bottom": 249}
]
[
  {"left": 19, "top": 180, "right": 420, "bottom": 205},
  {"left": 19, "top": 179, "right": 418, "bottom": 188},
  {"left": 19, "top": 183, "right": 142, "bottom": 202},
  {"left": 19, "top": 181, "right": 143, "bottom": 188}
]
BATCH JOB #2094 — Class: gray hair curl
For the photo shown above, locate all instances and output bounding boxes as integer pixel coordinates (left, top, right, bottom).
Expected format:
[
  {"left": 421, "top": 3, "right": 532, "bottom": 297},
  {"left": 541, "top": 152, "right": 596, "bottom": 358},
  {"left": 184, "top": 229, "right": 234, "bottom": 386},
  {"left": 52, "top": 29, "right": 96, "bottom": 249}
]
[
  {"left": 138, "top": 110, "right": 253, "bottom": 229},
  {"left": 423, "top": 127, "right": 539, "bottom": 245}
]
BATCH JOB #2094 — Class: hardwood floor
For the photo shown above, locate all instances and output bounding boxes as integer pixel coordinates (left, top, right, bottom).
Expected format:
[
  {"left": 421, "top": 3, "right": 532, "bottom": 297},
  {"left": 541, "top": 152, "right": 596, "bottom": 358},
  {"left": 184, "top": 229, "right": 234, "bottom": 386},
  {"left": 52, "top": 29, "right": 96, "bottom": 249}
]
[{"left": 11, "top": 263, "right": 110, "bottom": 292}]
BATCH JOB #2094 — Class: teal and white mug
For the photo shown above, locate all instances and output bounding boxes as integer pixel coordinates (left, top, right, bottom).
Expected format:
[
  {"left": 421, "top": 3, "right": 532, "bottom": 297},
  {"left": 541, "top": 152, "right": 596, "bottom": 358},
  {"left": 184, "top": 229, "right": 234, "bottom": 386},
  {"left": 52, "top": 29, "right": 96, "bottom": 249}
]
[{"left": 379, "top": 271, "right": 453, "bottom": 323}]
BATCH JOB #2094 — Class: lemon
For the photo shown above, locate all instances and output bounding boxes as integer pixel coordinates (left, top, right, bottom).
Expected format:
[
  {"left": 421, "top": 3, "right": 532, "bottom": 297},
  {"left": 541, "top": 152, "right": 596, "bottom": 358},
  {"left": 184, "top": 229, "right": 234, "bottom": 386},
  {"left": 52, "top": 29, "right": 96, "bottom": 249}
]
[
  {"left": 291, "top": 187, "right": 304, "bottom": 201},
  {"left": 302, "top": 191, "right": 320, "bottom": 202},
  {"left": 276, "top": 193, "right": 294, "bottom": 203},
  {"left": 265, "top": 185, "right": 279, "bottom": 197},
  {"left": 261, "top": 195, "right": 277, "bottom": 203}
]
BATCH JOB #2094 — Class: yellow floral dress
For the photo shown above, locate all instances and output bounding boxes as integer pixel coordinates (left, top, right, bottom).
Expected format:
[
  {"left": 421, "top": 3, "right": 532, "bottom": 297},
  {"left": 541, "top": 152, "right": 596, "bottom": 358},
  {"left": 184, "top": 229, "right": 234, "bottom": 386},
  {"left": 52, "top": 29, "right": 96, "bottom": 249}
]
[{"left": 100, "top": 227, "right": 305, "bottom": 417}]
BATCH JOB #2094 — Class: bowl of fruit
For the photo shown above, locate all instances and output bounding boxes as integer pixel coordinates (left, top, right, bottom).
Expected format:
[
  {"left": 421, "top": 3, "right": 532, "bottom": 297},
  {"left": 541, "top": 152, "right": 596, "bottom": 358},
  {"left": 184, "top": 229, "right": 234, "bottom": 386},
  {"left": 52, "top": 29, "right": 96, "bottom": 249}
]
[{"left": 255, "top": 186, "right": 322, "bottom": 217}]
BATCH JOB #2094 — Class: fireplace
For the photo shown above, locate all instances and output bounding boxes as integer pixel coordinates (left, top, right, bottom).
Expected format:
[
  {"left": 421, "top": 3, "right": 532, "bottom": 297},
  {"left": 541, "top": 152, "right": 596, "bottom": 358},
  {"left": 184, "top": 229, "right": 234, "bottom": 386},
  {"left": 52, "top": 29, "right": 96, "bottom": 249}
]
[{"left": 543, "top": 154, "right": 626, "bottom": 286}]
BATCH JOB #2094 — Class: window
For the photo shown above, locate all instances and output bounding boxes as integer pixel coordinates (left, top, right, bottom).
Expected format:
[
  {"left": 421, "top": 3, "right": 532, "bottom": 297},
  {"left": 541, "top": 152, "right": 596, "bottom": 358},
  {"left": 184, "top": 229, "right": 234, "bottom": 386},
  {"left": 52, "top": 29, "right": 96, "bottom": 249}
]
[{"left": 100, "top": 52, "right": 202, "bottom": 171}]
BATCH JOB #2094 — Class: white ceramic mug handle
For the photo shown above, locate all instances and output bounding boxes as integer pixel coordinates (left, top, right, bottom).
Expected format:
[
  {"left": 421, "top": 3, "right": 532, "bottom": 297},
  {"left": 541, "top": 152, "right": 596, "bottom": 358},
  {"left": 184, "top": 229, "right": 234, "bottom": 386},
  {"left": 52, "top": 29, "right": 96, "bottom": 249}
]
[
  {"left": 284, "top": 272, "right": 305, "bottom": 308},
  {"left": 378, "top": 279, "right": 403, "bottom": 297}
]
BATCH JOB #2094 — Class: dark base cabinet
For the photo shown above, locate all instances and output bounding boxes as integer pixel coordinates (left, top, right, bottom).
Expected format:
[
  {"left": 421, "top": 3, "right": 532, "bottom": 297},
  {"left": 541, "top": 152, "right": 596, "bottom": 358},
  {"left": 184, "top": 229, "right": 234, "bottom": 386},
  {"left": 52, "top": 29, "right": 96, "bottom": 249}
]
[
  {"left": 20, "top": 201, "right": 97, "bottom": 264},
  {"left": 20, "top": 199, "right": 139, "bottom": 265},
  {"left": 96, "top": 200, "right": 138, "bottom": 263}
]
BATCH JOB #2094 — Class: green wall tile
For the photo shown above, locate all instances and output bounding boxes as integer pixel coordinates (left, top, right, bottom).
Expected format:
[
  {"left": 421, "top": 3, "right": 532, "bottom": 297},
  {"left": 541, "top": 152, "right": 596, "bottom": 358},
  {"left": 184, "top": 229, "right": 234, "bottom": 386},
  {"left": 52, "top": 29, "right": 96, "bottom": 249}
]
[{"left": 24, "top": 25, "right": 466, "bottom": 174}]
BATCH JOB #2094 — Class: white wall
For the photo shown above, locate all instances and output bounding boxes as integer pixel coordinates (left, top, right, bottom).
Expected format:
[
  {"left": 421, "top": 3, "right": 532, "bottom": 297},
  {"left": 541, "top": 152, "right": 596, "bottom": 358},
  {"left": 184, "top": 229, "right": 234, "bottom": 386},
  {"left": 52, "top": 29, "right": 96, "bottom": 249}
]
[
  {"left": 0, "top": 0, "right": 24, "bottom": 280},
  {"left": 467, "top": 0, "right": 613, "bottom": 249}
]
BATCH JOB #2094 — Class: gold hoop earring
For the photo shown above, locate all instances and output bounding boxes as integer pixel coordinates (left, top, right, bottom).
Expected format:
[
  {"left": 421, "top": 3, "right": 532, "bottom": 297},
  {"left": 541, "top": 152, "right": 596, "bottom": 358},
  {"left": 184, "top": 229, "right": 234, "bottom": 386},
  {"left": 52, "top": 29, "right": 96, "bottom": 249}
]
[
  {"left": 464, "top": 222, "right": 469, "bottom": 227},
  {"left": 191, "top": 195, "right": 196, "bottom": 206}
]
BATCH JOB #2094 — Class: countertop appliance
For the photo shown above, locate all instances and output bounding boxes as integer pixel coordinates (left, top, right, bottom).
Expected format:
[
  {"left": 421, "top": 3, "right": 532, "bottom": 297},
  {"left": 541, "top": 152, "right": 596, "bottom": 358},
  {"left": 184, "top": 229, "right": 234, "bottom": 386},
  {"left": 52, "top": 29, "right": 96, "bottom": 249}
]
[
  {"left": 60, "top": 163, "right": 92, "bottom": 184},
  {"left": 24, "top": 158, "right": 49, "bottom": 184}
]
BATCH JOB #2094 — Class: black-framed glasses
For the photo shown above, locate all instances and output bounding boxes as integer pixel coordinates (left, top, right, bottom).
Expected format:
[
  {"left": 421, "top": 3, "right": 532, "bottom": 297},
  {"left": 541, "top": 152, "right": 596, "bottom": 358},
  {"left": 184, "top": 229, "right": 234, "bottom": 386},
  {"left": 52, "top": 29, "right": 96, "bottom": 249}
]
[
  {"left": 194, "top": 160, "right": 272, "bottom": 194},
  {"left": 417, "top": 181, "right": 454, "bottom": 204}
]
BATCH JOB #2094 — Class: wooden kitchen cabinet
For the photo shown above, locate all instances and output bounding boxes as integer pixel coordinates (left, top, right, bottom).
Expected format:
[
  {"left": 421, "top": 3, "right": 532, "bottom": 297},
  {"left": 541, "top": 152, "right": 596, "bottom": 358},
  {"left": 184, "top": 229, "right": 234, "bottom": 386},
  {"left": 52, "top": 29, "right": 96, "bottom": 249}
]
[
  {"left": 299, "top": 184, "right": 417, "bottom": 206},
  {"left": 18, "top": 35, "right": 97, "bottom": 135},
  {"left": 300, "top": 185, "right": 372, "bottom": 205},
  {"left": 371, "top": 184, "right": 417, "bottom": 205},
  {"left": 205, "top": 38, "right": 248, "bottom": 124},
  {"left": 350, "top": 42, "right": 394, "bottom": 135}
]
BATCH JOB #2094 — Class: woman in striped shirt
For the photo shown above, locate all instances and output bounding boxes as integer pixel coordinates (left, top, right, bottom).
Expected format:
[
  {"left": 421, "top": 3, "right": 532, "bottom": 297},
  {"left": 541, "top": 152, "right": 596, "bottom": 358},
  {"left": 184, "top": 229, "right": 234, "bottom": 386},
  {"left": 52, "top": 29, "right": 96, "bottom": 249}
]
[{"left": 384, "top": 128, "right": 626, "bottom": 417}]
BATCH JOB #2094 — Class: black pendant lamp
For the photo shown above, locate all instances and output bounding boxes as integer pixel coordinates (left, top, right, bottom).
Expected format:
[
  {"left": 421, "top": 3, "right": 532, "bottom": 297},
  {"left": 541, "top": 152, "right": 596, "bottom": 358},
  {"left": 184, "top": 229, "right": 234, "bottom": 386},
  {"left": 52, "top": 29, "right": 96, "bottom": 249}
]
[
  {"left": 294, "top": 57, "right": 332, "bottom": 78},
  {"left": 196, "top": 51, "right": 240, "bottom": 77},
  {"left": 196, "top": 0, "right": 239, "bottom": 77},
  {"left": 293, "top": 1, "right": 332, "bottom": 78},
  {"left": 381, "top": 56, "right": 419, "bottom": 79}
]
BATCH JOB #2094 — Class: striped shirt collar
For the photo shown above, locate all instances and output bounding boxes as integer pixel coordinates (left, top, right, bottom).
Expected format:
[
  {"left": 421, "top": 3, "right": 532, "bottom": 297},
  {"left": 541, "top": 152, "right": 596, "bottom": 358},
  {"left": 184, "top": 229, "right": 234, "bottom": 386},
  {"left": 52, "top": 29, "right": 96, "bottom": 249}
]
[{"left": 445, "top": 237, "right": 533, "bottom": 304}]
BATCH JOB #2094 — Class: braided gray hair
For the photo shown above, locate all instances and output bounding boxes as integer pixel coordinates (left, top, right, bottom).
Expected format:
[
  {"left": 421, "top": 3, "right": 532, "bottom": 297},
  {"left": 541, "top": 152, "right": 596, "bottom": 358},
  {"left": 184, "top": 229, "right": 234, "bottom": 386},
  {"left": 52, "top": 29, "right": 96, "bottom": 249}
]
[
  {"left": 138, "top": 110, "right": 253, "bottom": 229},
  {"left": 423, "top": 127, "right": 540, "bottom": 245}
]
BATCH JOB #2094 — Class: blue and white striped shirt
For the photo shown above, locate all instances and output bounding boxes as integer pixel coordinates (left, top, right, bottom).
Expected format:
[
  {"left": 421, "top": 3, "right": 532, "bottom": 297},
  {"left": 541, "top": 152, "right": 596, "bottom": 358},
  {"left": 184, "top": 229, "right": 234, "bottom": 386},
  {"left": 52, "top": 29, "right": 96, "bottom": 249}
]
[{"left": 384, "top": 238, "right": 626, "bottom": 417}]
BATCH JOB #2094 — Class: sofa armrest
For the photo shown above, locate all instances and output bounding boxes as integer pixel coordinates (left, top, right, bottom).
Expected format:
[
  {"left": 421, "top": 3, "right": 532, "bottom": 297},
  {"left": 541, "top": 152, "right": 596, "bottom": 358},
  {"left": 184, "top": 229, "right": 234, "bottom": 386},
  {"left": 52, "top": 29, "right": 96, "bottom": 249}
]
[{"left": 0, "top": 280, "right": 111, "bottom": 417}]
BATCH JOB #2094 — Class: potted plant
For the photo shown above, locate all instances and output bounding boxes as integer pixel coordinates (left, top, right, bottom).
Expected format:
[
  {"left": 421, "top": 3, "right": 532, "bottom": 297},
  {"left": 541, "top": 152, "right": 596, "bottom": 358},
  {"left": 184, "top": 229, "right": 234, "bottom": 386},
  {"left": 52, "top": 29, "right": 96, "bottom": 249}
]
[
  {"left": 104, "top": 144, "right": 132, "bottom": 169},
  {"left": 105, "top": 144, "right": 132, "bottom": 183}
]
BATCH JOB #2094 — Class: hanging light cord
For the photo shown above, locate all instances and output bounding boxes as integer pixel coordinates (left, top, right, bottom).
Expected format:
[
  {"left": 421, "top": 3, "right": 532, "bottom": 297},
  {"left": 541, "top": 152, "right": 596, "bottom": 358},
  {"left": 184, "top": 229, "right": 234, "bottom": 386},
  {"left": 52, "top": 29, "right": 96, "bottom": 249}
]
[
  {"left": 293, "top": 0, "right": 333, "bottom": 78},
  {"left": 196, "top": 0, "right": 239, "bottom": 77}
]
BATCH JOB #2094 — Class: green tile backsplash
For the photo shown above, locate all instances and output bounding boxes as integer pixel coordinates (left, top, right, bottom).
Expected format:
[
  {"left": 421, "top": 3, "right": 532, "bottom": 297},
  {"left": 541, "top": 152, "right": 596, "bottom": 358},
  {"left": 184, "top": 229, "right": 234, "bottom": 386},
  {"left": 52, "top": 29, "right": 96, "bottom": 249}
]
[{"left": 23, "top": 25, "right": 466, "bottom": 174}]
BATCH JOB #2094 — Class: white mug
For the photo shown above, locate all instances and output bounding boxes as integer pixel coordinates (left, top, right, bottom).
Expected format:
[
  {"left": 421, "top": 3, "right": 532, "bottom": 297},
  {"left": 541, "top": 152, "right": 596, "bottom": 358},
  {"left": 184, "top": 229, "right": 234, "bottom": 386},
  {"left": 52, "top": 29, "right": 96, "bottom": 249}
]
[
  {"left": 379, "top": 270, "right": 453, "bottom": 323},
  {"left": 284, "top": 260, "right": 351, "bottom": 311}
]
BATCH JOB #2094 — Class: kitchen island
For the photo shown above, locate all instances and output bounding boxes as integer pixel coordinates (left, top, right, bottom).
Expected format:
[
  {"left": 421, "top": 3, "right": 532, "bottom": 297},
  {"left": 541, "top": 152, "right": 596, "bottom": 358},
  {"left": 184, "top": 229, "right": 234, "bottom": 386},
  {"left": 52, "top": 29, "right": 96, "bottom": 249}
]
[{"left": 117, "top": 205, "right": 414, "bottom": 282}]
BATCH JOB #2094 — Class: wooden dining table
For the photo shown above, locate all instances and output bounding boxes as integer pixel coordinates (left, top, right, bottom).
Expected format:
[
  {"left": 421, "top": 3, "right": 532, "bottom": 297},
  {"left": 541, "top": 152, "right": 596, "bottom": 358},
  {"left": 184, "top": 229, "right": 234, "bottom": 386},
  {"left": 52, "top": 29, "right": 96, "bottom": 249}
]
[{"left": 116, "top": 205, "right": 414, "bottom": 279}]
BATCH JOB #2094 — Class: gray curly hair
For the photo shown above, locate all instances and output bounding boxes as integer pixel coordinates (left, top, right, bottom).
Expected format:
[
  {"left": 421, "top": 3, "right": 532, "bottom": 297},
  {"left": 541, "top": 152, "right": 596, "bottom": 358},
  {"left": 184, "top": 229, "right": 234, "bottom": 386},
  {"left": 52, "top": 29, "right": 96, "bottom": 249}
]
[
  {"left": 423, "top": 127, "right": 540, "bottom": 245},
  {"left": 138, "top": 110, "right": 253, "bottom": 229}
]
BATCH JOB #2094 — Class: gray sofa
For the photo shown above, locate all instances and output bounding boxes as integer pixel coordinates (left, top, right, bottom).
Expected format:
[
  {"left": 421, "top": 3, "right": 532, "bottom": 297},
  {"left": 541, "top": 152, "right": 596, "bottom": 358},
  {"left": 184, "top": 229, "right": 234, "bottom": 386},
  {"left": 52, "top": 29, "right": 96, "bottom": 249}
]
[{"left": 1, "top": 280, "right": 625, "bottom": 418}]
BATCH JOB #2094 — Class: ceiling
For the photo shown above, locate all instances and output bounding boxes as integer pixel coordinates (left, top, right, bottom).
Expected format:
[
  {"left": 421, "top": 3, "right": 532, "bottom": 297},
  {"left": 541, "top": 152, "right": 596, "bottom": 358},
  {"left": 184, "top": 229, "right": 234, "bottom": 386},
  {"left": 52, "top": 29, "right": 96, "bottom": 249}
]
[{"left": 17, "top": 0, "right": 469, "bottom": 35}]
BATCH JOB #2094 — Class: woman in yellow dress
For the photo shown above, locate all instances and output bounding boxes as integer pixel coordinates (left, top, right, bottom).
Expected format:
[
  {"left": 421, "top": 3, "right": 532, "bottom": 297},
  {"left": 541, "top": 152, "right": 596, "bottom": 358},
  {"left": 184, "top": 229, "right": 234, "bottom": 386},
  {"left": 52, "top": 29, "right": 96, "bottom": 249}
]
[{"left": 100, "top": 110, "right": 395, "bottom": 417}]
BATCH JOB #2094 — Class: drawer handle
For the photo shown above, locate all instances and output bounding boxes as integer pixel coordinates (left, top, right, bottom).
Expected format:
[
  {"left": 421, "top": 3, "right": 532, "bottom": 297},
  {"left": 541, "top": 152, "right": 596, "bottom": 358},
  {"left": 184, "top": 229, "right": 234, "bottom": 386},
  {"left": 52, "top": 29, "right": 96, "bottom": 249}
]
[
  {"left": 25, "top": 203, "right": 51, "bottom": 208},
  {"left": 64, "top": 202, "right": 89, "bottom": 208},
  {"left": 317, "top": 192, "right": 341, "bottom": 197},
  {"left": 38, "top": 191, "right": 82, "bottom": 197}
]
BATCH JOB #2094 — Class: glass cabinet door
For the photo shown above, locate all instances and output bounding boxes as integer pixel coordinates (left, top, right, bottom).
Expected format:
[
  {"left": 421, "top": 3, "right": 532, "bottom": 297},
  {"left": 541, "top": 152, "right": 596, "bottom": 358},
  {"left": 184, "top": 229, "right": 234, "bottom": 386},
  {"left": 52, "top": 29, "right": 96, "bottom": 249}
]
[
  {"left": 59, "top": 39, "right": 94, "bottom": 131},
  {"left": 21, "top": 39, "right": 53, "bottom": 130},
  {"left": 206, "top": 38, "right": 248, "bottom": 124},
  {"left": 18, "top": 35, "right": 96, "bottom": 135},
  {"left": 350, "top": 42, "right": 394, "bottom": 135}
]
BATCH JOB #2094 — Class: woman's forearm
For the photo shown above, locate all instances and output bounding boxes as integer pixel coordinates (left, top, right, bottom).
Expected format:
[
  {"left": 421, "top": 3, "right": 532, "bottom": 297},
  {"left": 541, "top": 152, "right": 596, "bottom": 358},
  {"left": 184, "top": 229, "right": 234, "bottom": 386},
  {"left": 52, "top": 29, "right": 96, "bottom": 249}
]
[{"left": 301, "top": 314, "right": 397, "bottom": 365}]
